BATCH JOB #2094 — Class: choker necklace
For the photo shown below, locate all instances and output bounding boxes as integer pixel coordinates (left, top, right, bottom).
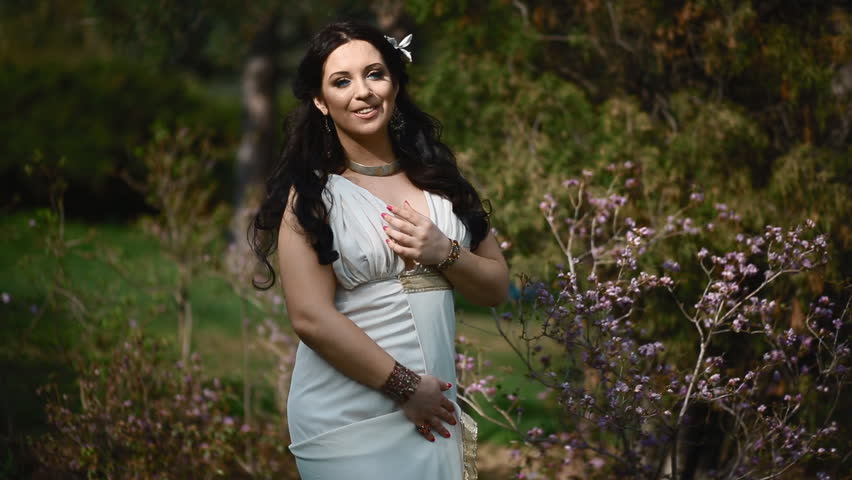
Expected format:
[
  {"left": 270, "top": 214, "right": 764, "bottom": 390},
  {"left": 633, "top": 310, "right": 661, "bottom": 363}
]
[{"left": 346, "top": 159, "right": 401, "bottom": 177}]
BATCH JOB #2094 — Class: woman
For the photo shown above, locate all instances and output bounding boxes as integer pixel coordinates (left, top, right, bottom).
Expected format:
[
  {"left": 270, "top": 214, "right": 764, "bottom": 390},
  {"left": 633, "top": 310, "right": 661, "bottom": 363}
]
[{"left": 249, "top": 21, "right": 509, "bottom": 479}]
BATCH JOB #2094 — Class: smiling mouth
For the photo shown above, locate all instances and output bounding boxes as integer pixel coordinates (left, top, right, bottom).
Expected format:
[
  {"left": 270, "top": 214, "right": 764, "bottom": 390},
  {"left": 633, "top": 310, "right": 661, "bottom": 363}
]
[{"left": 352, "top": 105, "right": 380, "bottom": 119}]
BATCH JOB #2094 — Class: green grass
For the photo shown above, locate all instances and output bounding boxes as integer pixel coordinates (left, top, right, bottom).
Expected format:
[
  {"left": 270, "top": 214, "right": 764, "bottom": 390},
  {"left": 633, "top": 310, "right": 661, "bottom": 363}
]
[{"left": 1, "top": 210, "right": 558, "bottom": 448}]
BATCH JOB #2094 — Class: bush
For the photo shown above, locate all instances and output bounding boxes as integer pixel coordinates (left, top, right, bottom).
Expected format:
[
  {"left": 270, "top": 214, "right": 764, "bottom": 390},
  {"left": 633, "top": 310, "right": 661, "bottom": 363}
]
[
  {"left": 457, "top": 166, "right": 849, "bottom": 478},
  {"left": 31, "top": 330, "right": 297, "bottom": 479}
]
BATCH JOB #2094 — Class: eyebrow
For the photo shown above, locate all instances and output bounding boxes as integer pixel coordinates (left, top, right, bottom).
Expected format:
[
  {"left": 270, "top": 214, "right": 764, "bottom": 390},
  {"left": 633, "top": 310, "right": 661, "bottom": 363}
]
[{"left": 327, "top": 63, "right": 386, "bottom": 80}]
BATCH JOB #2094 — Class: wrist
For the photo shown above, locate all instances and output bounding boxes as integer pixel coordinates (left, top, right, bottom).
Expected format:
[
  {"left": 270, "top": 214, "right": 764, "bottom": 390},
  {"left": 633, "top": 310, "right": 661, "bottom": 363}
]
[
  {"left": 380, "top": 361, "right": 421, "bottom": 403},
  {"left": 431, "top": 238, "right": 460, "bottom": 271}
]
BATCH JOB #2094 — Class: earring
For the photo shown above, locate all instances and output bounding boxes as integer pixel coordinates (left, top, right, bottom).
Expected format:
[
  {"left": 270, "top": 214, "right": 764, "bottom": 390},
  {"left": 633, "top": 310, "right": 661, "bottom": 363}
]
[
  {"left": 323, "top": 115, "right": 332, "bottom": 133},
  {"left": 390, "top": 107, "right": 405, "bottom": 133}
]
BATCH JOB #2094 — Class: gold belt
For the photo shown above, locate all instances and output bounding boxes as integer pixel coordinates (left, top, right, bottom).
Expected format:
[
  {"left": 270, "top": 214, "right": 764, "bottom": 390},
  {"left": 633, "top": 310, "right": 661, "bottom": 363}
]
[{"left": 398, "top": 265, "right": 453, "bottom": 293}]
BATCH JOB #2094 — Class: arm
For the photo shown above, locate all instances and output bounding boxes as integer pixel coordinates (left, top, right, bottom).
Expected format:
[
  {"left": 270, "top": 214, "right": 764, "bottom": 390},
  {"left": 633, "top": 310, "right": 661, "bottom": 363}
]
[
  {"left": 383, "top": 200, "right": 510, "bottom": 307},
  {"left": 278, "top": 198, "right": 396, "bottom": 388},
  {"left": 441, "top": 232, "right": 510, "bottom": 307},
  {"left": 278, "top": 190, "right": 457, "bottom": 440}
]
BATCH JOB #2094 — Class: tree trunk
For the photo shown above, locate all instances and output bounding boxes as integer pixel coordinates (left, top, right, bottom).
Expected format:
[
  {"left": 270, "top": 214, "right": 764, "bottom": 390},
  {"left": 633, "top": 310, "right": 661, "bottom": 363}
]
[
  {"left": 371, "top": 0, "right": 409, "bottom": 39},
  {"left": 232, "top": 14, "right": 281, "bottom": 243}
]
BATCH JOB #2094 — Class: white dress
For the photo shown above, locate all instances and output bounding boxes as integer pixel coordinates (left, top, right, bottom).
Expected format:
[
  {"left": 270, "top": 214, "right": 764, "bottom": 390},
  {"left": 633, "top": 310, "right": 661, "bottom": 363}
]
[{"left": 287, "top": 173, "right": 470, "bottom": 480}]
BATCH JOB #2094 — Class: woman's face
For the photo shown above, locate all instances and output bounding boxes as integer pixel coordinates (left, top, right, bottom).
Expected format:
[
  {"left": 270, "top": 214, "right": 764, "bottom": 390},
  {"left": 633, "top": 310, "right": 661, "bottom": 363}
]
[{"left": 313, "top": 40, "right": 398, "bottom": 143}]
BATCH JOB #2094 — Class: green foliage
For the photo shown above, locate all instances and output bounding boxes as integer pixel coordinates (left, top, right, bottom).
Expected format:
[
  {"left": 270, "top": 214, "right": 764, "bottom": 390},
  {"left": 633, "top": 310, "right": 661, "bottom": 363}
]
[
  {"left": 409, "top": 0, "right": 851, "bottom": 285},
  {"left": 130, "top": 126, "right": 232, "bottom": 360},
  {"left": 1, "top": 60, "right": 239, "bottom": 210}
]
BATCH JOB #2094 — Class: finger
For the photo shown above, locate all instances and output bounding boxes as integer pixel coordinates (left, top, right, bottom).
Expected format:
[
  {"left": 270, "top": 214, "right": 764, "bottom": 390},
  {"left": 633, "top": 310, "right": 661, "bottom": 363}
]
[
  {"left": 437, "top": 408, "right": 457, "bottom": 426},
  {"left": 410, "top": 417, "right": 434, "bottom": 442},
  {"left": 403, "top": 200, "right": 429, "bottom": 223},
  {"left": 383, "top": 225, "right": 417, "bottom": 247},
  {"left": 440, "top": 381, "right": 453, "bottom": 391},
  {"left": 441, "top": 397, "right": 456, "bottom": 414},
  {"left": 386, "top": 237, "right": 418, "bottom": 259},
  {"left": 420, "top": 425, "right": 436, "bottom": 443},
  {"left": 381, "top": 212, "right": 416, "bottom": 235},
  {"left": 431, "top": 417, "right": 452, "bottom": 439},
  {"left": 389, "top": 201, "right": 427, "bottom": 227}
]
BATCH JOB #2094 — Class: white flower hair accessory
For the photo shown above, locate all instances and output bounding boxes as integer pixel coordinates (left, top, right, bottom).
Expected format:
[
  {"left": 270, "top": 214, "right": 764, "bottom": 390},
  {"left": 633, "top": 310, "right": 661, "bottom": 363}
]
[{"left": 384, "top": 34, "right": 413, "bottom": 63}]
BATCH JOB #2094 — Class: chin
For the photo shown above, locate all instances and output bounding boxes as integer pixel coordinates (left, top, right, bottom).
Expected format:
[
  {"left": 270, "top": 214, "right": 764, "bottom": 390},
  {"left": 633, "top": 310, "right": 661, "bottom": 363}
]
[{"left": 342, "top": 123, "right": 390, "bottom": 139}]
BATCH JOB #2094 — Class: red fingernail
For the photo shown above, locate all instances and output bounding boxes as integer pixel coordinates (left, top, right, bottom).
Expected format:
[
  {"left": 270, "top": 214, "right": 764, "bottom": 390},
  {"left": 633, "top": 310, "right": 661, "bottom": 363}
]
[
  {"left": 450, "top": 419, "right": 457, "bottom": 425},
  {"left": 382, "top": 226, "right": 388, "bottom": 230},
  {"left": 385, "top": 238, "right": 390, "bottom": 244},
  {"left": 381, "top": 213, "right": 387, "bottom": 218},
  {"left": 387, "top": 205, "right": 393, "bottom": 211},
  {"left": 447, "top": 383, "right": 453, "bottom": 388},
  {"left": 429, "top": 436, "right": 435, "bottom": 442}
]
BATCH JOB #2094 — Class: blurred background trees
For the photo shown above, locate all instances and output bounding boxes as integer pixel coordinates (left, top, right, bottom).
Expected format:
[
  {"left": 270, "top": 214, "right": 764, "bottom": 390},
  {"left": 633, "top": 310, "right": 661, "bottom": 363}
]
[{"left": 2, "top": 0, "right": 849, "bottom": 478}]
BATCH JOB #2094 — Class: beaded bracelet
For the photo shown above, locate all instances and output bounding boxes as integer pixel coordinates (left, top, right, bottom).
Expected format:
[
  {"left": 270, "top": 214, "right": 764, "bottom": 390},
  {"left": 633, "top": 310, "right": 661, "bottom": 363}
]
[
  {"left": 433, "top": 238, "right": 460, "bottom": 271},
  {"left": 381, "top": 361, "right": 421, "bottom": 403}
]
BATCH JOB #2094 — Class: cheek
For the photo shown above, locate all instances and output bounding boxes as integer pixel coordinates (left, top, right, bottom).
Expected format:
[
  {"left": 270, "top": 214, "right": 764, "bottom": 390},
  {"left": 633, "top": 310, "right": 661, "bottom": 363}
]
[
  {"left": 377, "top": 83, "right": 396, "bottom": 100},
  {"left": 324, "top": 90, "right": 349, "bottom": 112}
]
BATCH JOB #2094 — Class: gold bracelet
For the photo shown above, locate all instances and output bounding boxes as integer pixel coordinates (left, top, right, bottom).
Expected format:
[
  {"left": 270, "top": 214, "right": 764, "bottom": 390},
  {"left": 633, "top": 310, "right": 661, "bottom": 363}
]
[{"left": 433, "top": 238, "right": 460, "bottom": 271}]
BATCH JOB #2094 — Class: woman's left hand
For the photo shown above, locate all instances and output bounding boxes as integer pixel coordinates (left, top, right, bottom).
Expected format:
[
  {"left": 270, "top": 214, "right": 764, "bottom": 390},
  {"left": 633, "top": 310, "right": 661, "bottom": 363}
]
[{"left": 381, "top": 200, "right": 451, "bottom": 265}]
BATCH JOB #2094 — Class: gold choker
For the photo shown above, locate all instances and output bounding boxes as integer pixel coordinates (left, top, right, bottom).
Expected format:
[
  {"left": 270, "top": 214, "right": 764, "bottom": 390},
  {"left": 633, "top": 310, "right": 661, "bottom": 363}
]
[{"left": 346, "top": 159, "right": 401, "bottom": 177}]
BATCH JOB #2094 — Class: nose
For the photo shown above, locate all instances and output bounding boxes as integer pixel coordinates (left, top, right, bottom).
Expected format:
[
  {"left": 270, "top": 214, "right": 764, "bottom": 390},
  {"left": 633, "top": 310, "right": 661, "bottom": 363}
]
[{"left": 353, "top": 77, "right": 373, "bottom": 101}]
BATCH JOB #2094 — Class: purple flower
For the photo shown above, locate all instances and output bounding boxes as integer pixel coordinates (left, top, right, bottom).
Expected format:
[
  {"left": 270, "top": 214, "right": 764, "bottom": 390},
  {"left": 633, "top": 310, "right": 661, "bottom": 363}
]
[
  {"left": 1, "top": 292, "right": 10, "bottom": 304},
  {"left": 662, "top": 260, "right": 681, "bottom": 272}
]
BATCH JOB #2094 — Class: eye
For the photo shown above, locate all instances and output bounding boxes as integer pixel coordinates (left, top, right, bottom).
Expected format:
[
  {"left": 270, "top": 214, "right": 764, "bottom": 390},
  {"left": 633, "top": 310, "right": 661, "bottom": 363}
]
[
  {"left": 333, "top": 78, "right": 350, "bottom": 88},
  {"left": 367, "top": 70, "right": 385, "bottom": 79}
]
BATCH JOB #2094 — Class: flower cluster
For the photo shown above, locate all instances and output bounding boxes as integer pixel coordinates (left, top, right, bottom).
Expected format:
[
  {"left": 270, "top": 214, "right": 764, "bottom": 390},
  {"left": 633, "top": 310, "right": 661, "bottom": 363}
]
[{"left": 463, "top": 167, "right": 847, "bottom": 479}]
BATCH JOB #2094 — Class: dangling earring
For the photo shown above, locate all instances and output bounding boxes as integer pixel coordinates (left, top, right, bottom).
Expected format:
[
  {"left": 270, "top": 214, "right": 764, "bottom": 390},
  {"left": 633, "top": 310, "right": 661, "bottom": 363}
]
[
  {"left": 322, "top": 115, "right": 334, "bottom": 159},
  {"left": 390, "top": 107, "right": 405, "bottom": 134}
]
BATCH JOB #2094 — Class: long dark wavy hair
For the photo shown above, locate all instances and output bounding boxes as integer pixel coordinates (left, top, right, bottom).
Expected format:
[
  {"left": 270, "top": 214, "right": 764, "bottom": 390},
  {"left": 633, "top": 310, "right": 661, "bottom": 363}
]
[{"left": 249, "top": 21, "right": 490, "bottom": 290}]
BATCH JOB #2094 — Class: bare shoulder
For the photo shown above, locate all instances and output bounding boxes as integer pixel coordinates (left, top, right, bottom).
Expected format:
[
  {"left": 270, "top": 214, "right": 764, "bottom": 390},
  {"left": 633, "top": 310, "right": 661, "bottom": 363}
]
[{"left": 277, "top": 186, "right": 337, "bottom": 311}]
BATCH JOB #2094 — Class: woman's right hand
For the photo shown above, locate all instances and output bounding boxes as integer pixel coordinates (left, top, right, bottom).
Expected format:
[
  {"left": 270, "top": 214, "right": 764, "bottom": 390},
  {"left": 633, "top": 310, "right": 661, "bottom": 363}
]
[{"left": 400, "top": 375, "right": 457, "bottom": 442}]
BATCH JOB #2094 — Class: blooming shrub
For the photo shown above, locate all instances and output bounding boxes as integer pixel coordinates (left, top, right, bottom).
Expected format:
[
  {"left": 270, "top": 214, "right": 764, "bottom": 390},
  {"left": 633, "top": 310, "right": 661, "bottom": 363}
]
[
  {"left": 32, "top": 330, "right": 297, "bottom": 479},
  {"left": 458, "top": 165, "right": 848, "bottom": 479}
]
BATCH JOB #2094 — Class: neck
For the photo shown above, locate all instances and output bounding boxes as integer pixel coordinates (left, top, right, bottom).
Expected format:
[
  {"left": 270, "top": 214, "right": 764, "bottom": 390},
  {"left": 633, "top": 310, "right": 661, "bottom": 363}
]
[{"left": 337, "top": 130, "right": 396, "bottom": 167}]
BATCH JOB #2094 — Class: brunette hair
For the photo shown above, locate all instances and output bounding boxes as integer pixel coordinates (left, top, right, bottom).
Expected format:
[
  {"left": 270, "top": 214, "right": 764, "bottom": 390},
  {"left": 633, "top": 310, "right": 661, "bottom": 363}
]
[{"left": 249, "top": 21, "right": 490, "bottom": 289}]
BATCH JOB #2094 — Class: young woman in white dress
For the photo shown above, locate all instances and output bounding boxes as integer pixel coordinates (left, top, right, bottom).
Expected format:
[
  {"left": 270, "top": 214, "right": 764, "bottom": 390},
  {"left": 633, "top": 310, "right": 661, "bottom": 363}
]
[{"left": 249, "top": 21, "right": 509, "bottom": 479}]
